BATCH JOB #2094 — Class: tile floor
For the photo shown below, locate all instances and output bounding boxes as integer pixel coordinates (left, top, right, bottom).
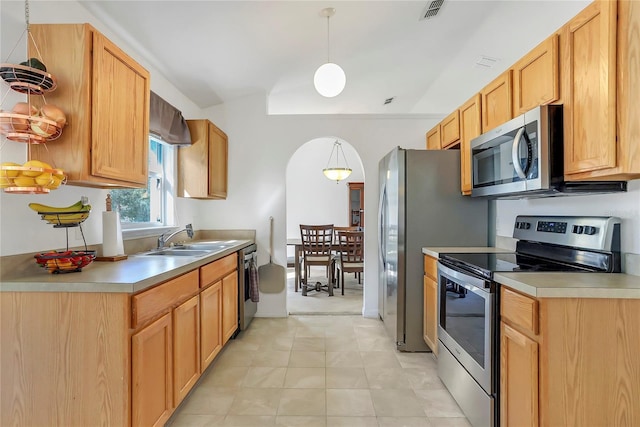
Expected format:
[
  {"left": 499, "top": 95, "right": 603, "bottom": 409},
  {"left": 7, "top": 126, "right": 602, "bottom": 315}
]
[
  {"left": 167, "top": 315, "right": 470, "bottom": 427},
  {"left": 167, "top": 260, "right": 469, "bottom": 426},
  {"left": 287, "top": 267, "right": 363, "bottom": 315}
]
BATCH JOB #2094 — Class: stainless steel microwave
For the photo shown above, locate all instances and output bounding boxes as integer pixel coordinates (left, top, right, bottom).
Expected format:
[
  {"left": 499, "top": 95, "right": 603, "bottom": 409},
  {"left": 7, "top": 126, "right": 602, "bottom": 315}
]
[{"left": 470, "top": 105, "right": 626, "bottom": 198}]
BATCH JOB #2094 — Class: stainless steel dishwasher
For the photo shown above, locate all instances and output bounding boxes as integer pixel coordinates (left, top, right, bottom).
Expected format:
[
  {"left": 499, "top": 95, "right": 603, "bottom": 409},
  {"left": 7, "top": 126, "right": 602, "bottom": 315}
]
[{"left": 238, "top": 243, "right": 257, "bottom": 330}]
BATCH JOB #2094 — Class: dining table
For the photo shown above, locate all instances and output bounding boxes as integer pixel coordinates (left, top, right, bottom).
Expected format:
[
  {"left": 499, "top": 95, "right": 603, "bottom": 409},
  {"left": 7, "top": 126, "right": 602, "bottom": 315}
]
[{"left": 286, "top": 238, "right": 303, "bottom": 292}]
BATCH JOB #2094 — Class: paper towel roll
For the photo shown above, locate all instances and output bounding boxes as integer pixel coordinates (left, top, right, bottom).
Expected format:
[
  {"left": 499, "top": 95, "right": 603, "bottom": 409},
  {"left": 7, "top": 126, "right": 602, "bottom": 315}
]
[{"left": 102, "top": 211, "right": 124, "bottom": 257}]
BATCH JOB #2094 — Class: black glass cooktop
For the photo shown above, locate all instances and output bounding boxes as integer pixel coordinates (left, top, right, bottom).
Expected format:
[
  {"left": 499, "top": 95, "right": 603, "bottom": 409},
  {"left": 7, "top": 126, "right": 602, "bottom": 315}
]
[{"left": 439, "top": 252, "right": 591, "bottom": 280}]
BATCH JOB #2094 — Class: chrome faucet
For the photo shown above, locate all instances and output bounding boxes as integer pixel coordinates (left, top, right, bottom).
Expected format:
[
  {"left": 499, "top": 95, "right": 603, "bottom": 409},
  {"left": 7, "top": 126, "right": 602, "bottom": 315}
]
[{"left": 157, "top": 224, "right": 194, "bottom": 249}]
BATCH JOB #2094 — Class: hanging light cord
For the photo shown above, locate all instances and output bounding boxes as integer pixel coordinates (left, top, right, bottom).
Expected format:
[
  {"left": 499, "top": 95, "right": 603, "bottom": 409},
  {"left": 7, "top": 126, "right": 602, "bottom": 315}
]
[
  {"left": 25, "top": 0, "right": 30, "bottom": 30},
  {"left": 325, "top": 141, "right": 350, "bottom": 169},
  {"left": 326, "top": 14, "right": 331, "bottom": 63}
]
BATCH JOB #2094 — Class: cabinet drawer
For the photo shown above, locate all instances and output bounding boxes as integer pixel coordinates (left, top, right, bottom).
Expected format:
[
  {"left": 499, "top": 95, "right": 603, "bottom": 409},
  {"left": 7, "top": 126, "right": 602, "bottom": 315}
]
[
  {"left": 424, "top": 256, "right": 438, "bottom": 281},
  {"left": 132, "top": 270, "right": 199, "bottom": 329},
  {"left": 201, "top": 253, "right": 238, "bottom": 287},
  {"left": 501, "top": 287, "right": 538, "bottom": 335}
]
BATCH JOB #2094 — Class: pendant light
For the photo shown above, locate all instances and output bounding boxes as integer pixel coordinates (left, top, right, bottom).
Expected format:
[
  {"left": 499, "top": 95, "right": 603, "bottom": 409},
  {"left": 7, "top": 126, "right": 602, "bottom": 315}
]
[
  {"left": 323, "top": 140, "right": 352, "bottom": 183},
  {"left": 314, "top": 8, "right": 346, "bottom": 98}
]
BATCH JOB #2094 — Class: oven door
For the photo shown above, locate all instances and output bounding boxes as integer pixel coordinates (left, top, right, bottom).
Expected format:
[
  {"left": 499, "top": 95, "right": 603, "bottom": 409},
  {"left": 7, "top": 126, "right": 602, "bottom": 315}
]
[
  {"left": 471, "top": 106, "right": 546, "bottom": 198},
  {"left": 437, "top": 262, "right": 495, "bottom": 394}
]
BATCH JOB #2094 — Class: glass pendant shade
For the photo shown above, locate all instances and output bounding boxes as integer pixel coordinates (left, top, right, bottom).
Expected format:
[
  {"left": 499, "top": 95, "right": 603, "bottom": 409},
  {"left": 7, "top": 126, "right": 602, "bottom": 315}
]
[
  {"left": 323, "top": 167, "right": 352, "bottom": 181},
  {"left": 314, "top": 8, "right": 345, "bottom": 98},
  {"left": 323, "top": 140, "right": 352, "bottom": 183},
  {"left": 314, "top": 63, "right": 346, "bottom": 97}
]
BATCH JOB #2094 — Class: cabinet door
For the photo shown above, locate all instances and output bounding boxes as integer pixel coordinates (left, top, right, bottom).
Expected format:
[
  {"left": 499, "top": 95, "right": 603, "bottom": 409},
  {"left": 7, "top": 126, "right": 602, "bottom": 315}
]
[
  {"left": 208, "top": 122, "right": 228, "bottom": 199},
  {"left": 91, "top": 31, "right": 150, "bottom": 185},
  {"left": 423, "top": 276, "right": 438, "bottom": 355},
  {"left": 201, "top": 281, "right": 223, "bottom": 370},
  {"left": 348, "top": 182, "right": 364, "bottom": 227},
  {"left": 179, "top": 120, "right": 209, "bottom": 198},
  {"left": 426, "top": 124, "right": 441, "bottom": 150},
  {"left": 173, "top": 295, "right": 200, "bottom": 406},
  {"left": 501, "top": 322, "right": 538, "bottom": 427},
  {"left": 459, "top": 94, "right": 482, "bottom": 195},
  {"left": 441, "top": 110, "right": 460, "bottom": 149},
  {"left": 132, "top": 312, "right": 173, "bottom": 427},
  {"left": 562, "top": 0, "right": 617, "bottom": 175},
  {"left": 222, "top": 270, "right": 239, "bottom": 345},
  {"left": 481, "top": 70, "right": 513, "bottom": 132},
  {"left": 513, "top": 34, "right": 560, "bottom": 115}
]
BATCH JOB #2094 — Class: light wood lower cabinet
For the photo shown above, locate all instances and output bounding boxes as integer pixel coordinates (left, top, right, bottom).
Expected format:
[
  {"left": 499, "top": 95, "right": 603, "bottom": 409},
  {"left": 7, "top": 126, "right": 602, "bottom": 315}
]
[
  {"left": 422, "top": 255, "right": 438, "bottom": 355},
  {"left": 499, "top": 285, "right": 640, "bottom": 426},
  {"left": 132, "top": 312, "right": 173, "bottom": 427},
  {"left": 222, "top": 270, "right": 239, "bottom": 344},
  {"left": 0, "top": 253, "right": 241, "bottom": 427},
  {"left": 500, "top": 322, "right": 538, "bottom": 427},
  {"left": 173, "top": 295, "right": 201, "bottom": 405}
]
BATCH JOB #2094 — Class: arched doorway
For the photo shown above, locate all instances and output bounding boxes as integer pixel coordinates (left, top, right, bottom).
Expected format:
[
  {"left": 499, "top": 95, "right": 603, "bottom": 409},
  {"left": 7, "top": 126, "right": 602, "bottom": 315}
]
[{"left": 285, "top": 137, "right": 365, "bottom": 315}]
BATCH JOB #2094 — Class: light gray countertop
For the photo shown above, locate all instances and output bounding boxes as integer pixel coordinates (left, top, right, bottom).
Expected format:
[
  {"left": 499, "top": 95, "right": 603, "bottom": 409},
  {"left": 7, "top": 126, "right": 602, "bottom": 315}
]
[
  {"left": 422, "top": 246, "right": 640, "bottom": 299},
  {"left": 0, "top": 239, "right": 253, "bottom": 293}
]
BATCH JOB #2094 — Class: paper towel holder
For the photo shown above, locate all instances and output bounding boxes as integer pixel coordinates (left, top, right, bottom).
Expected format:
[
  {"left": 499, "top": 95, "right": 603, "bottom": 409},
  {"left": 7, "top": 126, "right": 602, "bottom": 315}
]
[{"left": 96, "top": 193, "right": 128, "bottom": 262}]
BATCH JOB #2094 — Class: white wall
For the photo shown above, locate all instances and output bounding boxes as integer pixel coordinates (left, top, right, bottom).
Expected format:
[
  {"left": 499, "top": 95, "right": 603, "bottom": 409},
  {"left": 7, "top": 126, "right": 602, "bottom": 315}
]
[{"left": 286, "top": 138, "right": 365, "bottom": 239}]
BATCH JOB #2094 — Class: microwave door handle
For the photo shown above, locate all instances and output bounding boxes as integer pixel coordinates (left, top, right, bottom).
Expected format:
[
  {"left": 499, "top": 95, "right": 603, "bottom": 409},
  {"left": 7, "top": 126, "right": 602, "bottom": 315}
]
[{"left": 512, "top": 127, "right": 528, "bottom": 179}]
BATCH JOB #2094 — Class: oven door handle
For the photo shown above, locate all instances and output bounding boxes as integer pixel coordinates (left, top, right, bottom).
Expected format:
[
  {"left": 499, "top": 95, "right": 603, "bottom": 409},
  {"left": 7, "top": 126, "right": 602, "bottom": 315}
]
[{"left": 437, "top": 262, "right": 488, "bottom": 291}]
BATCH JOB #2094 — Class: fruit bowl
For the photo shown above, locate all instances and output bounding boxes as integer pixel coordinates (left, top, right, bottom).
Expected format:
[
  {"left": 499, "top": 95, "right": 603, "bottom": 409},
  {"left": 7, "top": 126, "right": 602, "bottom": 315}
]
[
  {"left": 0, "top": 111, "right": 63, "bottom": 143},
  {"left": 34, "top": 250, "right": 96, "bottom": 274},
  {"left": 1, "top": 162, "right": 65, "bottom": 194}
]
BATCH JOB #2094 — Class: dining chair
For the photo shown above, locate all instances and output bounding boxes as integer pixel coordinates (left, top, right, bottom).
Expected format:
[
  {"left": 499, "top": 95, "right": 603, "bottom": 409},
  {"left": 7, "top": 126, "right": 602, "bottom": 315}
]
[
  {"left": 331, "top": 226, "right": 358, "bottom": 288},
  {"left": 299, "top": 224, "right": 335, "bottom": 296},
  {"left": 335, "top": 230, "right": 364, "bottom": 295}
]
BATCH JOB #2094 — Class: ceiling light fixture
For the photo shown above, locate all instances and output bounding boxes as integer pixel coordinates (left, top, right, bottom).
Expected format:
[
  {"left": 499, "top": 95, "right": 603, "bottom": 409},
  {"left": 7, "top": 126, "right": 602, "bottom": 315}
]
[
  {"left": 314, "top": 8, "right": 346, "bottom": 98},
  {"left": 323, "top": 140, "right": 352, "bottom": 183}
]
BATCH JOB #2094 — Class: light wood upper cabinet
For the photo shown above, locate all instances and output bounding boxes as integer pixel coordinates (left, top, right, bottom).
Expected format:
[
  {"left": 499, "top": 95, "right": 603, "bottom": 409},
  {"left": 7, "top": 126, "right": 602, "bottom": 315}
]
[
  {"left": 459, "top": 94, "right": 482, "bottom": 195},
  {"left": 561, "top": 0, "right": 640, "bottom": 180},
  {"left": 132, "top": 312, "right": 173, "bottom": 427},
  {"left": 422, "top": 255, "right": 438, "bottom": 355},
  {"left": 29, "top": 24, "right": 150, "bottom": 188},
  {"left": 426, "top": 124, "right": 441, "bottom": 150},
  {"left": 512, "top": 34, "right": 560, "bottom": 115},
  {"left": 441, "top": 110, "right": 461, "bottom": 149},
  {"left": 178, "top": 119, "right": 228, "bottom": 199},
  {"left": 173, "top": 295, "right": 200, "bottom": 406},
  {"left": 561, "top": 0, "right": 618, "bottom": 176},
  {"left": 480, "top": 70, "right": 513, "bottom": 132}
]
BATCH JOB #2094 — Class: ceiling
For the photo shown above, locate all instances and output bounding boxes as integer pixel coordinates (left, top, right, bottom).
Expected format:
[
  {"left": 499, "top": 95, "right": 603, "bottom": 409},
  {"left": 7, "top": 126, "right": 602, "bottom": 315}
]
[{"left": 80, "top": 0, "right": 590, "bottom": 116}]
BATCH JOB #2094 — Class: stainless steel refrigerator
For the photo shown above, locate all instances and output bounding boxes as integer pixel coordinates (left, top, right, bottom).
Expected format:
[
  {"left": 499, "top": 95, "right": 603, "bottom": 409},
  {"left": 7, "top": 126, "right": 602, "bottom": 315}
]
[{"left": 378, "top": 147, "right": 488, "bottom": 352}]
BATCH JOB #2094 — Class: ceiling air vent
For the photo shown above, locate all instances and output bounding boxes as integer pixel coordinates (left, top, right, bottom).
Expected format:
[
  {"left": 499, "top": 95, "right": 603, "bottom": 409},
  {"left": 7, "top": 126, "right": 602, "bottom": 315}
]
[
  {"left": 420, "top": 0, "right": 445, "bottom": 20},
  {"left": 384, "top": 97, "right": 395, "bottom": 105},
  {"left": 474, "top": 55, "right": 499, "bottom": 69}
]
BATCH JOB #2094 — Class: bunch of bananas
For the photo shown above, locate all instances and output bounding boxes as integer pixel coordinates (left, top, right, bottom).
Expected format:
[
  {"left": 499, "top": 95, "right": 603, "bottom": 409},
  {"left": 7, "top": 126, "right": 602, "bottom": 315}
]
[{"left": 29, "top": 200, "right": 91, "bottom": 226}]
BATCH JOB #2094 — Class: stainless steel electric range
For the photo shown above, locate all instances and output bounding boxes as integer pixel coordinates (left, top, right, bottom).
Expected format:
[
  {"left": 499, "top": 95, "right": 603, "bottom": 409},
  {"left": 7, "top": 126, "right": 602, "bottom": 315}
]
[{"left": 436, "top": 215, "right": 621, "bottom": 427}]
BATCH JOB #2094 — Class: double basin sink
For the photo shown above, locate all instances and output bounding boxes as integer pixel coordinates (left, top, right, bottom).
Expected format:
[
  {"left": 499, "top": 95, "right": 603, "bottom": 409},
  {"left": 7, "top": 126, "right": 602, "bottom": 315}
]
[{"left": 141, "top": 240, "right": 238, "bottom": 258}]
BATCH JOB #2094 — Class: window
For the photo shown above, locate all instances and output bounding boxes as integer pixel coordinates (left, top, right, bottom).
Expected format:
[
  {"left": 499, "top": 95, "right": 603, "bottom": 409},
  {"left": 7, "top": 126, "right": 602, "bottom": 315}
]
[{"left": 110, "top": 136, "right": 175, "bottom": 229}]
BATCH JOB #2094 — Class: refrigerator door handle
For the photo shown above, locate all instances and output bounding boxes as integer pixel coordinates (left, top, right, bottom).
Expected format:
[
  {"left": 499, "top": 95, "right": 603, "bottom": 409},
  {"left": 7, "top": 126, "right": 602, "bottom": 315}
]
[{"left": 378, "top": 182, "right": 387, "bottom": 266}]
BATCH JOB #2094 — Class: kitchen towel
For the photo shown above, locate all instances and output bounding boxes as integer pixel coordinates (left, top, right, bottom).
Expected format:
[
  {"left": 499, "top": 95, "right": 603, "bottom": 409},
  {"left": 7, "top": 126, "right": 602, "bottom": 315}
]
[
  {"left": 102, "top": 211, "right": 124, "bottom": 257},
  {"left": 249, "top": 258, "right": 260, "bottom": 302}
]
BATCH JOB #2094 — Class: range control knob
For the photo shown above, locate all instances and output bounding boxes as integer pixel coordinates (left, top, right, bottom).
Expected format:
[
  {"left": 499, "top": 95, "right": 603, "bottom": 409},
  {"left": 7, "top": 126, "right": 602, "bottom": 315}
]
[
  {"left": 584, "top": 226, "right": 598, "bottom": 235},
  {"left": 572, "top": 225, "right": 584, "bottom": 234}
]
